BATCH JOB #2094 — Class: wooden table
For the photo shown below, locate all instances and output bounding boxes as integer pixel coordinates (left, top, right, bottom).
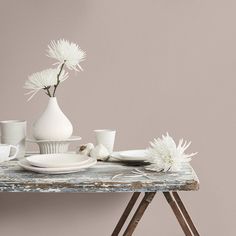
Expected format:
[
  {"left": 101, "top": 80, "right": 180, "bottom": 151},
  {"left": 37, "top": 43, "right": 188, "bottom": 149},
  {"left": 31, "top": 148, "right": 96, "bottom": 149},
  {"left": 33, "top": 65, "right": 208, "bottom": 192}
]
[{"left": 0, "top": 161, "right": 200, "bottom": 236}]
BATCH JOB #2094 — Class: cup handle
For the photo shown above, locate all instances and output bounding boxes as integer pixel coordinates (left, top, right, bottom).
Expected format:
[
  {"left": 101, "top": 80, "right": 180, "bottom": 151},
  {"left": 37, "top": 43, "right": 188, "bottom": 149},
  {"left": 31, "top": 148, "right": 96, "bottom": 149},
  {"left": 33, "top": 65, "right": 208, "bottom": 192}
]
[{"left": 8, "top": 145, "right": 19, "bottom": 160}]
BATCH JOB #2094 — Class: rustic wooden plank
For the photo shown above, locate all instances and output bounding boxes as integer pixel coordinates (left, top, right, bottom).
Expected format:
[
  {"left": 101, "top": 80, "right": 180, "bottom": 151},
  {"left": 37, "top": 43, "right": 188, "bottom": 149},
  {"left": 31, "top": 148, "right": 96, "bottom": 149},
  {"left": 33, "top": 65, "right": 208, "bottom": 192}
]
[{"left": 0, "top": 161, "right": 199, "bottom": 193}]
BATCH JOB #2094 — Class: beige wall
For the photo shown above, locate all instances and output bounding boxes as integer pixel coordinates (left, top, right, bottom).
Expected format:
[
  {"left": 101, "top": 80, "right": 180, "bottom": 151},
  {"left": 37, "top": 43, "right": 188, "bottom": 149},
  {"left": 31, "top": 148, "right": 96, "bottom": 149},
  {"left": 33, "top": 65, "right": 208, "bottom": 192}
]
[{"left": 0, "top": 0, "right": 235, "bottom": 235}]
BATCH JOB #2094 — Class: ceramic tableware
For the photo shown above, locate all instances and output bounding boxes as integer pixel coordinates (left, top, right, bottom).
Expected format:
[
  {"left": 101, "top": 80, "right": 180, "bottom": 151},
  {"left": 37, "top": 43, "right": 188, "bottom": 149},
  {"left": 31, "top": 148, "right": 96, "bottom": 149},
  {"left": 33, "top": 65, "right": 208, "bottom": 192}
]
[
  {"left": 33, "top": 97, "right": 73, "bottom": 141},
  {"left": 18, "top": 158, "right": 97, "bottom": 174},
  {"left": 0, "top": 144, "right": 19, "bottom": 163},
  {"left": 27, "top": 136, "right": 82, "bottom": 154},
  {"left": 26, "top": 153, "right": 90, "bottom": 168},
  {"left": 94, "top": 129, "right": 116, "bottom": 154},
  {"left": 119, "top": 149, "right": 148, "bottom": 159},
  {"left": 110, "top": 149, "right": 150, "bottom": 162},
  {"left": 0, "top": 120, "right": 26, "bottom": 159}
]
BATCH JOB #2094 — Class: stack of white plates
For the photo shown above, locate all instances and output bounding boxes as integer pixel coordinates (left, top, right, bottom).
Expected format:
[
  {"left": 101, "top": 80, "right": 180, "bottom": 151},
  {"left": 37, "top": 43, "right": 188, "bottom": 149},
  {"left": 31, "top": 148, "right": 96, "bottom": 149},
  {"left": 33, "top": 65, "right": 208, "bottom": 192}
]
[
  {"left": 110, "top": 149, "right": 150, "bottom": 163},
  {"left": 18, "top": 154, "right": 97, "bottom": 174}
]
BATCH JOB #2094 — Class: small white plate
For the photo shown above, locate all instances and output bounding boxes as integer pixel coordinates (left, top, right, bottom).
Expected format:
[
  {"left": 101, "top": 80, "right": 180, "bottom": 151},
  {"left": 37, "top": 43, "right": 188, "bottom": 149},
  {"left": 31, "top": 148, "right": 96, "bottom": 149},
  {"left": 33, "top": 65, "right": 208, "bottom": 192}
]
[
  {"left": 18, "top": 158, "right": 97, "bottom": 174},
  {"left": 110, "top": 149, "right": 149, "bottom": 162},
  {"left": 26, "top": 154, "right": 90, "bottom": 168}
]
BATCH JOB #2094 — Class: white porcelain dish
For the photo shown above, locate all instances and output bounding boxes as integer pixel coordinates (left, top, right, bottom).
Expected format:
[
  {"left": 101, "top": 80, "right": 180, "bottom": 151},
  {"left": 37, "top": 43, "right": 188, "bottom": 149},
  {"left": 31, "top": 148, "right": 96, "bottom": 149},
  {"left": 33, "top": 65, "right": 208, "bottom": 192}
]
[
  {"left": 26, "top": 136, "right": 82, "bottom": 154},
  {"left": 110, "top": 149, "right": 150, "bottom": 162},
  {"left": 26, "top": 154, "right": 90, "bottom": 168},
  {"left": 18, "top": 158, "right": 97, "bottom": 174}
]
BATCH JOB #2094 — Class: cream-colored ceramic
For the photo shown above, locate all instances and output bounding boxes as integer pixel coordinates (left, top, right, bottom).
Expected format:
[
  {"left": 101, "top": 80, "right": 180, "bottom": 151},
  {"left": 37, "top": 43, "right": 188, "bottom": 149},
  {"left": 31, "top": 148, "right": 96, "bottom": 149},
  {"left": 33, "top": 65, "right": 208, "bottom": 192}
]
[
  {"left": 26, "top": 153, "right": 90, "bottom": 168},
  {"left": 110, "top": 149, "right": 149, "bottom": 162},
  {"left": 0, "top": 144, "right": 19, "bottom": 163},
  {"left": 94, "top": 129, "right": 116, "bottom": 154},
  {"left": 18, "top": 158, "right": 97, "bottom": 174},
  {"left": 0, "top": 120, "right": 26, "bottom": 159},
  {"left": 27, "top": 136, "right": 81, "bottom": 154},
  {"left": 33, "top": 97, "right": 73, "bottom": 140}
]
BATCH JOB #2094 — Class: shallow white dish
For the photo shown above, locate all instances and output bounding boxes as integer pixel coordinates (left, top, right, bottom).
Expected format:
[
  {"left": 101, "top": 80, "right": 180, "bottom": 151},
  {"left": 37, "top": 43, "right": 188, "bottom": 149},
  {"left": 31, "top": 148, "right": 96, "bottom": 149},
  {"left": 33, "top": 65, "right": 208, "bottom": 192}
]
[
  {"left": 110, "top": 149, "right": 149, "bottom": 162},
  {"left": 18, "top": 158, "right": 97, "bottom": 174},
  {"left": 26, "top": 154, "right": 90, "bottom": 168},
  {"left": 26, "top": 136, "right": 82, "bottom": 154}
]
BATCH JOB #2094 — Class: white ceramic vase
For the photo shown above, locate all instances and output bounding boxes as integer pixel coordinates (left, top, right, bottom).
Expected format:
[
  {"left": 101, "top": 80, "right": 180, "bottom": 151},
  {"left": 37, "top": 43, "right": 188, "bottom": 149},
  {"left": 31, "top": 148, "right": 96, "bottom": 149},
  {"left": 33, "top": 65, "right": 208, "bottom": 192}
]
[{"left": 33, "top": 97, "right": 73, "bottom": 140}]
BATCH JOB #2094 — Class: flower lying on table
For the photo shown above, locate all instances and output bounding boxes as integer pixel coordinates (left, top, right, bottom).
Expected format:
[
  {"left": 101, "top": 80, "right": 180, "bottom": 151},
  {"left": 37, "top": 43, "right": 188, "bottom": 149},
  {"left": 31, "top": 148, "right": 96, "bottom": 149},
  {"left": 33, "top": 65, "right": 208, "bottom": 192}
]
[{"left": 147, "top": 133, "right": 197, "bottom": 172}]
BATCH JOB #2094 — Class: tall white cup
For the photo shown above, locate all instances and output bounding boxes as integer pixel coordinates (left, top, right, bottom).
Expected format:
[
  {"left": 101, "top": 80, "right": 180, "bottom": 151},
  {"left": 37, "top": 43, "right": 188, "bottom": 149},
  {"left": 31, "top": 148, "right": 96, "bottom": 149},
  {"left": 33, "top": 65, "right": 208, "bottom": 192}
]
[
  {"left": 0, "top": 120, "right": 26, "bottom": 159},
  {"left": 94, "top": 129, "right": 116, "bottom": 154}
]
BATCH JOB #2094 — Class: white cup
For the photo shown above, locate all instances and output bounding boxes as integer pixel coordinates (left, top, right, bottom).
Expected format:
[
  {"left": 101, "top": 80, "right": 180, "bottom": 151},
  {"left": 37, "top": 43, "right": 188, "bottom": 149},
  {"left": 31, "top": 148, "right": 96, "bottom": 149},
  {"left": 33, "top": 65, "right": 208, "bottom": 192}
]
[
  {"left": 94, "top": 129, "right": 116, "bottom": 154},
  {"left": 0, "top": 144, "right": 19, "bottom": 163},
  {"left": 0, "top": 120, "right": 26, "bottom": 159}
]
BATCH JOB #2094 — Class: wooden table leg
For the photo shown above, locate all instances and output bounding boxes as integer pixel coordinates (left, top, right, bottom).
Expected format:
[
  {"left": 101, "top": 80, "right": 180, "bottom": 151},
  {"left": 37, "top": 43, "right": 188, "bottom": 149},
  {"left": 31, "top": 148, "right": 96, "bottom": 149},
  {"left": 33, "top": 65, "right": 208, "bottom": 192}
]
[
  {"left": 163, "top": 192, "right": 193, "bottom": 236},
  {"left": 172, "top": 192, "right": 200, "bottom": 236},
  {"left": 123, "top": 192, "right": 156, "bottom": 236},
  {"left": 111, "top": 192, "right": 141, "bottom": 236}
]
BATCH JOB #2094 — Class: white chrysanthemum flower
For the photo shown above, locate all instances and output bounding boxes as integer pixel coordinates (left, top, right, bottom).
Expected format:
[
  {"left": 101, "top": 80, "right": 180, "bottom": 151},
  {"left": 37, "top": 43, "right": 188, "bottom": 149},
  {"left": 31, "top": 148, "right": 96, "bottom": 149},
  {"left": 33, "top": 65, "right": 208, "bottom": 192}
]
[
  {"left": 24, "top": 68, "right": 68, "bottom": 101},
  {"left": 47, "top": 39, "right": 86, "bottom": 71},
  {"left": 147, "top": 133, "right": 197, "bottom": 172}
]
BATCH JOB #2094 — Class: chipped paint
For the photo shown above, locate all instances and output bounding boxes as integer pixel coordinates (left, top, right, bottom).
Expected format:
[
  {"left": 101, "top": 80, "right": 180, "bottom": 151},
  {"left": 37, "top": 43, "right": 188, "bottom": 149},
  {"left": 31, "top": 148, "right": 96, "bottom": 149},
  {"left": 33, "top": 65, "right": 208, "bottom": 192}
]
[{"left": 0, "top": 161, "right": 199, "bottom": 193}]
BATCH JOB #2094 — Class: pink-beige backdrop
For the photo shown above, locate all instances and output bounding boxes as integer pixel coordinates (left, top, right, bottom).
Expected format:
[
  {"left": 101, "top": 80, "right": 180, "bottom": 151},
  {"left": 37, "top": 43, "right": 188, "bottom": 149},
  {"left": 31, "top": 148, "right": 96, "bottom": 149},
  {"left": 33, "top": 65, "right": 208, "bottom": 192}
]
[{"left": 0, "top": 0, "right": 235, "bottom": 235}]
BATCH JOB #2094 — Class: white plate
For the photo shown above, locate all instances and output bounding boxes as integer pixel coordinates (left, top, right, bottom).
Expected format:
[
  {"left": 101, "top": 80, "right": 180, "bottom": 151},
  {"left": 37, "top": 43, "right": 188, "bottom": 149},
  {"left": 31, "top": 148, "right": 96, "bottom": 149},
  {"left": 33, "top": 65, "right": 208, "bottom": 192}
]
[
  {"left": 110, "top": 149, "right": 149, "bottom": 162},
  {"left": 18, "top": 158, "right": 97, "bottom": 174},
  {"left": 26, "top": 154, "right": 90, "bottom": 168}
]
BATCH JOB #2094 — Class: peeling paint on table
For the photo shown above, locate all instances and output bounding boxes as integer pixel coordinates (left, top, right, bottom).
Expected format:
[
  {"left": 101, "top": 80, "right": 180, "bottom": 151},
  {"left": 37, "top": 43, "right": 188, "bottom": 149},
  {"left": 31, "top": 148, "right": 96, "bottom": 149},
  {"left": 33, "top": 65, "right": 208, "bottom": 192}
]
[{"left": 0, "top": 161, "right": 199, "bottom": 193}]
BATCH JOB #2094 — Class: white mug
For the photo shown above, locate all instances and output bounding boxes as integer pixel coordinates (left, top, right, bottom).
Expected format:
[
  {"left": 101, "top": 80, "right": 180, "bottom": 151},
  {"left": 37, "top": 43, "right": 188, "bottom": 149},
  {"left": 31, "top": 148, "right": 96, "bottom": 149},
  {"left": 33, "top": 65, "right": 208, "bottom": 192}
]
[
  {"left": 94, "top": 129, "right": 116, "bottom": 154},
  {"left": 0, "top": 144, "right": 19, "bottom": 163},
  {"left": 0, "top": 120, "right": 26, "bottom": 159}
]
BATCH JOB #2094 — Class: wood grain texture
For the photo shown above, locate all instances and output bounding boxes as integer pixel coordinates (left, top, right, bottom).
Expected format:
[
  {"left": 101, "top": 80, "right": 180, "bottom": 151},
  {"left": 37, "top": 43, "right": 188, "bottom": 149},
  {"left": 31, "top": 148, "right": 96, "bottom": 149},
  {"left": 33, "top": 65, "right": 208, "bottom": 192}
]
[{"left": 0, "top": 161, "right": 199, "bottom": 193}]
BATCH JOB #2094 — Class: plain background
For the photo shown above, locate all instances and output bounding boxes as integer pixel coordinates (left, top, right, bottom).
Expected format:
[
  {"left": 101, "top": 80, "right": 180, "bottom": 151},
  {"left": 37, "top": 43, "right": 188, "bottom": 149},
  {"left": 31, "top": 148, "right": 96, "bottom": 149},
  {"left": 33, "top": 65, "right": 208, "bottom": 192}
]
[{"left": 0, "top": 0, "right": 235, "bottom": 235}]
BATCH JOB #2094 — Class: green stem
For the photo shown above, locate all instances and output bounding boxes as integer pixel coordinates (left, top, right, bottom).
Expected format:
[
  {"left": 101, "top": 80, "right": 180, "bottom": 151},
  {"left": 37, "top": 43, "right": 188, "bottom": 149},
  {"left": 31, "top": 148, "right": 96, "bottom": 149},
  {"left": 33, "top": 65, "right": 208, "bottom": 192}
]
[{"left": 53, "top": 61, "right": 65, "bottom": 97}]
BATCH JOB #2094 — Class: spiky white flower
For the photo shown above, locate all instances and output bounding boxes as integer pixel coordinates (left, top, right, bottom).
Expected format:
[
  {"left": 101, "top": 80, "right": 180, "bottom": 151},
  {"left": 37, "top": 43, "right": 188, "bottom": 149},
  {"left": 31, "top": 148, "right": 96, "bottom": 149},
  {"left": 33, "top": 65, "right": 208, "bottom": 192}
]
[
  {"left": 147, "top": 133, "right": 197, "bottom": 172},
  {"left": 24, "top": 68, "right": 68, "bottom": 101},
  {"left": 47, "top": 39, "right": 86, "bottom": 71}
]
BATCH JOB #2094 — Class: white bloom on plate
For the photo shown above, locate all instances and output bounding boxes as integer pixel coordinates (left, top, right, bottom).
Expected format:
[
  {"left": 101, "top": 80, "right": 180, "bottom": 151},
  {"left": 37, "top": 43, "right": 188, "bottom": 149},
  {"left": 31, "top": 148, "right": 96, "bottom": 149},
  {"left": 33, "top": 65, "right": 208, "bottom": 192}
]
[
  {"left": 147, "top": 133, "right": 197, "bottom": 172},
  {"left": 47, "top": 39, "right": 86, "bottom": 71},
  {"left": 24, "top": 68, "right": 68, "bottom": 101}
]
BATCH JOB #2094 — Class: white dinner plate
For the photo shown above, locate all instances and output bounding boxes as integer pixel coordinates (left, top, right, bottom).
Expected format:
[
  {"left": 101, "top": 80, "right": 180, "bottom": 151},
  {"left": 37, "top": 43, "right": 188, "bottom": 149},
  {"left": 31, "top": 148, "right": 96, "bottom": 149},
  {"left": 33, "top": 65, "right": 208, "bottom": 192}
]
[
  {"left": 18, "top": 158, "right": 97, "bottom": 174},
  {"left": 110, "top": 149, "right": 150, "bottom": 162},
  {"left": 26, "top": 154, "right": 90, "bottom": 168}
]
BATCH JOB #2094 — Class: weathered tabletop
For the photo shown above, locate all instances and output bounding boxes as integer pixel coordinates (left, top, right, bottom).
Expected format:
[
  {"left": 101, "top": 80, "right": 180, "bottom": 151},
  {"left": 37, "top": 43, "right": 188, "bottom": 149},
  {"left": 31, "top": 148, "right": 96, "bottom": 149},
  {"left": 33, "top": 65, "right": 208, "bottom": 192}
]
[{"left": 0, "top": 161, "right": 199, "bottom": 193}]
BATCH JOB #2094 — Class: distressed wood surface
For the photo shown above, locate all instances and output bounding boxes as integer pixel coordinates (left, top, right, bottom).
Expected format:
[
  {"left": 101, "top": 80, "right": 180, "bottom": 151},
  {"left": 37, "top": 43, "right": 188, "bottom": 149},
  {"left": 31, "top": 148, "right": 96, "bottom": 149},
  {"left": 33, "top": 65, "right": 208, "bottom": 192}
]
[{"left": 0, "top": 161, "right": 199, "bottom": 193}]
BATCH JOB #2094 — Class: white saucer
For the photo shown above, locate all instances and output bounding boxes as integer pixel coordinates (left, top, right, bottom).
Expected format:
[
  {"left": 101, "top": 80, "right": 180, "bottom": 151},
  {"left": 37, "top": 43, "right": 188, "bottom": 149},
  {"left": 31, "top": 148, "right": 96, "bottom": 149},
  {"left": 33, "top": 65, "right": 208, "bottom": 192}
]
[
  {"left": 18, "top": 158, "right": 97, "bottom": 174},
  {"left": 110, "top": 149, "right": 150, "bottom": 162},
  {"left": 26, "top": 154, "right": 90, "bottom": 168}
]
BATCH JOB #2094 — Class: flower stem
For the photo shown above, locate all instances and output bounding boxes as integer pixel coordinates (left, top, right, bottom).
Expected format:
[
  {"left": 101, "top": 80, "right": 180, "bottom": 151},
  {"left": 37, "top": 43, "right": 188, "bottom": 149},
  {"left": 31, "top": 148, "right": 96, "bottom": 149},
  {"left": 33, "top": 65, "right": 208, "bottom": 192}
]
[
  {"left": 53, "top": 61, "right": 65, "bottom": 97},
  {"left": 44, "top": 86, "right": 51, "bottom": 97}
]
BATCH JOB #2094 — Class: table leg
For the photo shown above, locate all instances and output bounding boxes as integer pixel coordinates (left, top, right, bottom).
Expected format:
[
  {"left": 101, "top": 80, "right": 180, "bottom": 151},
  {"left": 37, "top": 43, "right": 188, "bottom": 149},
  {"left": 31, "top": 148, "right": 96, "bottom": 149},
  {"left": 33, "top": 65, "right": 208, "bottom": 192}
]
[
  {"left": 172, "top": 192, "right": 200, "bottom": 236},
  {"left": 163, "top": 192, "right": 194, "bottom": 236},
  {"left": 111, "top": 192, "right": 141, "bottom": 236},
  {"left": 123, "top": 192, "right": 156, "bottom": 236}
]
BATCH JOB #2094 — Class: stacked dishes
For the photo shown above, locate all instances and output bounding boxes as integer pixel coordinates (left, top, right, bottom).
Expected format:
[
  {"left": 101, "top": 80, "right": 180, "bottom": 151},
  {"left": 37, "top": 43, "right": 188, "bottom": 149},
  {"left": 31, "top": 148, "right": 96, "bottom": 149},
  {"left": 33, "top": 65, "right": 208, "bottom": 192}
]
[
  {"left": 110, "top": 149, "right": 150, "bottom": 164},
  {"left": 18, "top": 154, "right": 96, "bottom": 174}
]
